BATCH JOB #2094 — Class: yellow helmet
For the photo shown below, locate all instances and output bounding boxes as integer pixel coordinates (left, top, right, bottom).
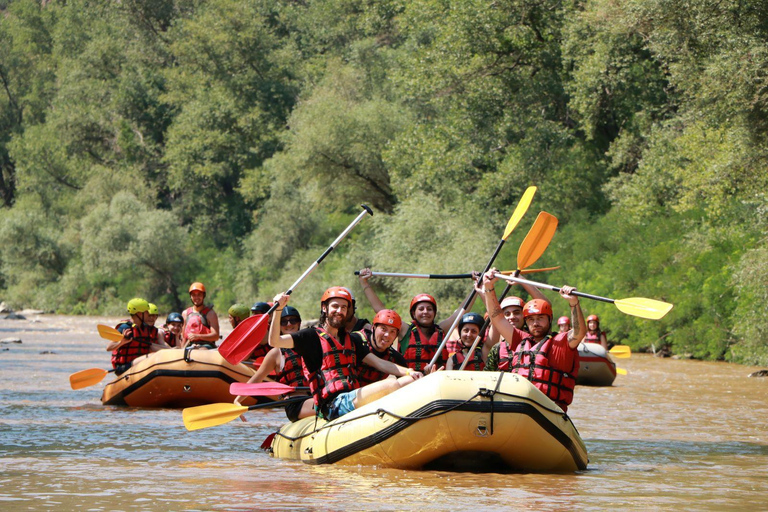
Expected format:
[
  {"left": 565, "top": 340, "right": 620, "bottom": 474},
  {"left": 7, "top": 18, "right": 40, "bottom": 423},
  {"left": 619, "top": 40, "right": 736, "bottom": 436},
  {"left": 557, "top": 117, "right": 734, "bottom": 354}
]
[
  {"left": 127, "top": 298, "right": 149, "bottom": 315},
  {"left": 147, "top": 303, "right": 159, "bottom": 315}
]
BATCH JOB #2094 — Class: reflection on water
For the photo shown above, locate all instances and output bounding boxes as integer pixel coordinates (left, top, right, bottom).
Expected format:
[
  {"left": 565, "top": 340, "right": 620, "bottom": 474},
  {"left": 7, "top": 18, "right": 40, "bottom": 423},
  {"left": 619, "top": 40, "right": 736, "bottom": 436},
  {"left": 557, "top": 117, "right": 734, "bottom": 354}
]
[{"left": 0, "top": 315, "right": 767, "bottom": 510}]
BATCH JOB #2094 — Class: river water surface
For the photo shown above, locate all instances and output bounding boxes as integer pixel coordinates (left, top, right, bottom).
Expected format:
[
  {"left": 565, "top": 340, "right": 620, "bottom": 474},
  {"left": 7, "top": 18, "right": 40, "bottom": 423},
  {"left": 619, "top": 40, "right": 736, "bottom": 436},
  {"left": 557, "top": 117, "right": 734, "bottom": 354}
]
[{"left": 1, "top": 314, "right": 767, "bottom": 511}]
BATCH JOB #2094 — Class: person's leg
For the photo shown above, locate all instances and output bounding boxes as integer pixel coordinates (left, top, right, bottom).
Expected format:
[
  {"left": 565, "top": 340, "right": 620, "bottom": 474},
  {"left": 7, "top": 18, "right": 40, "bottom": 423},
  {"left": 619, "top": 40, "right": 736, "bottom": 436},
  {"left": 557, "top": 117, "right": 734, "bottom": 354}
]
[{"left": 354, "top": 375, "right": 417, "bottom": 409}]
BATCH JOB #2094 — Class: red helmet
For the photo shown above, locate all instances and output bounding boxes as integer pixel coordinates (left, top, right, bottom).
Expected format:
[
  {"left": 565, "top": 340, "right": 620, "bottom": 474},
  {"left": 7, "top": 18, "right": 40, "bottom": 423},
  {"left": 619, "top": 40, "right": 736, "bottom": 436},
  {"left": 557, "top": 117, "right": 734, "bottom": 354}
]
[
  {"left": 557, "top": 316, "right": 571, "bottom": 325},
  {"left": 373, "top": 309, "right": 402, "bottom": 330},
  {"left": 523, "top": 299, "right": 552, "bottom": 319},
  {"left": 188, "top": 282, "right": 206, "bottom": 294},
  {"left": 500, "top": 296, "right": 524, "bottom": 310},
  {"left": 409, "top": 293, "right": 437, "bottom": 317},
  {"left": 587, "top": 314, "right": 599, "bottom": 323},
  {"left": 321, "top": 286, "right": 353, "bottom": 307}
]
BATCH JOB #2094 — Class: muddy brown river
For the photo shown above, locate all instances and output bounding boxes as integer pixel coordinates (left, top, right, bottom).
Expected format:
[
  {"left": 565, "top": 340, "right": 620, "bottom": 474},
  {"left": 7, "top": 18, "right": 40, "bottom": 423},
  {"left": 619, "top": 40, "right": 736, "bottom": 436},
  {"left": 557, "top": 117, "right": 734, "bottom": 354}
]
[{"left": 1, "top": 314, "right": 766, "bottom": 510}]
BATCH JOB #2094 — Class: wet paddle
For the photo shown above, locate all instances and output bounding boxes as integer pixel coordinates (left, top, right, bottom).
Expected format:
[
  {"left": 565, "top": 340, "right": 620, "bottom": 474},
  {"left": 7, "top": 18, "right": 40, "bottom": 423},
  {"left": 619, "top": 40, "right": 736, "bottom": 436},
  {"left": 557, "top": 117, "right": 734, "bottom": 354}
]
[
  {"left": 427, "top": 186, "right": 538, "bottom": 369},
  {"left": 97, "top": 324, "right": 123, "bottom": 342},
  {"left": 183, "top": 396, "right": 309, "bottom": 431},
  {"left": 229, "top": 382, "right": 309, "bottom": 396},
  {"left": 459, "top": 212, "right": 559, "bottom": 370},
  {"left": 609, "top": 345, "right": 632, "bottom": 358},
  {"left": 218, "top": 204, "right": 374, "bottom": 365},
  {"left": 69, "top": 368, "right": 115, "bottom": 390},
  {"left": 492, "top": 274, "right": 674, "bottom": 320},
  {"left": 353, "top": 267, "right": 560, "bottom": 280}
]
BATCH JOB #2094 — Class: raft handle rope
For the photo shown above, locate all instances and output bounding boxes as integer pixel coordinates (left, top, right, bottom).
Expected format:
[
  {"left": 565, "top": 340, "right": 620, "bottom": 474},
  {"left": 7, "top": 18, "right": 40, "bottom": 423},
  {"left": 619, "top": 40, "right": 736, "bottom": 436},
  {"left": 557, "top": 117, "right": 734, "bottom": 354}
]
[{"left": 273, "top": 381, "right": 572, "bottom": 443}]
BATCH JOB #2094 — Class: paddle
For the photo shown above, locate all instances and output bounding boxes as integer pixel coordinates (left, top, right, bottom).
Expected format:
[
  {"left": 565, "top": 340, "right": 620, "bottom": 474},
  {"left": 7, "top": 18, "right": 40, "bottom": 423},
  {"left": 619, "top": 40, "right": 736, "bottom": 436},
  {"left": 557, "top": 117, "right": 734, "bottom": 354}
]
[
  {"left": 616, "top": 367, "right": 628, "bottom": 375},
  {"left": 458, "top": 212, "right": 559, "bottom": 370},
  {"left": 183, "top": 395, "right": 309, "bottom": 431},
  {"left": 218, "top": 204, "right": 374, "bottom": 365},
  {"left": 609, "top": 345, "right": 632, "bottom": 358},
  {"left": 69, "top": 368, "right": 115, "bottom": 390},
  {"left": 97, "top": 324, "right": 123, "bottom": 342},
  {"left": 230, "top": 382, "right": 309, "bottom": 396},
  {"left": 492, "top": 274, "right": 674, "bottom": 320},
  {"left": 426, "top": 186, "right": 537, "bottom": 369},
  {"left": 353, "top": 267, "right": 560, "bottom": 280}
]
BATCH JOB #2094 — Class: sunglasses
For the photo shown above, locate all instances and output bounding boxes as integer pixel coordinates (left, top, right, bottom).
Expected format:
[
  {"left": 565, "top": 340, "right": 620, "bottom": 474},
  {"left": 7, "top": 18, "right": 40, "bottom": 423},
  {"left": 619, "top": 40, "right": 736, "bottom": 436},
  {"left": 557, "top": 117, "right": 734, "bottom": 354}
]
[{"left": 280, "top": 317, "right": 300, "bottom": 326}]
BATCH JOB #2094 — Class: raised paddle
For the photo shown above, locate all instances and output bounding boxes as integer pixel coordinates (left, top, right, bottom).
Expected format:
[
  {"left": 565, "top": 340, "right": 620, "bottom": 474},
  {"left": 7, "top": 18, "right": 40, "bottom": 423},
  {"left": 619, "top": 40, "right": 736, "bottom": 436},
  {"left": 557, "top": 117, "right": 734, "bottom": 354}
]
[
  {"left": 353, "top": 267, "right": 560, "bottom": 280},
  {"left": 69, "top": 368, "right": 115, "bottom": 390},
  {"left": 427, "top": 186, "right": 538, "bottom": 369},
  {"left": 218, "top": 204, "right": 374, "bottom": 365},
  {"left": 492, "top": 273, "right": 674, "bottom": 320},
  {"left": 229, "top": 382, "right": 309, "bottom": 396},
  {"left": 459, "top": 212, "right": 559, "bottom": 370},
  {"left": 183, "top": 395, "right": 310, "bottom": 431},
  {"left": 609, "top": 345, "right": 632, "bottom": 358},
  {"left": 97, "top": 324, "right": 123, "bottom": 342}
]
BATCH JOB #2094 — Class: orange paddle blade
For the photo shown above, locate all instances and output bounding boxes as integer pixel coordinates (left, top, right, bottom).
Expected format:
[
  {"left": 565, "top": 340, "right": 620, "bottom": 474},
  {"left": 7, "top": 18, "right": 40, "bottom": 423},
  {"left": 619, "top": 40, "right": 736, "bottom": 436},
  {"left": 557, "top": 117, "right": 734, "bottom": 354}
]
[
  {"left": 69, "top": 368, "right": 109, "bottom": 390},
  {"left": 517, "top": 212, "right": 558, "bottom": 270},
  {"left": 97, "top": 324, "right": 123, "bottom": 342}
]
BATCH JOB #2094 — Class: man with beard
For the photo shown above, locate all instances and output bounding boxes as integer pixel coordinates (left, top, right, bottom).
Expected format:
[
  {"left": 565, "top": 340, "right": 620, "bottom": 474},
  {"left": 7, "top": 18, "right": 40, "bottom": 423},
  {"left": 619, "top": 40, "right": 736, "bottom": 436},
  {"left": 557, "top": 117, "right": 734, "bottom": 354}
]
[
  {"left": 268, "top": 287, "right": 423, "bottom": 421},
  {"left": 181, "top": 282, "right": 220, "bottom": 349},
  {"left": 357, "top": 267, "right": 469, "bottom": 373},
  {"left": 477, "top": 268, "right": 585, "bottom": 413}
]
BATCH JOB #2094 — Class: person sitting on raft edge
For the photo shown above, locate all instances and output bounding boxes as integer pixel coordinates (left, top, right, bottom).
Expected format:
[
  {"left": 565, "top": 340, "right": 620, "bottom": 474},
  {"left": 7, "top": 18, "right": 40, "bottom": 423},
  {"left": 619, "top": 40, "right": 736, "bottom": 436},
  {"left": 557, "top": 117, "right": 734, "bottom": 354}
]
[{"left": 268, "top": 286, "right": 424, "bottom": 421}]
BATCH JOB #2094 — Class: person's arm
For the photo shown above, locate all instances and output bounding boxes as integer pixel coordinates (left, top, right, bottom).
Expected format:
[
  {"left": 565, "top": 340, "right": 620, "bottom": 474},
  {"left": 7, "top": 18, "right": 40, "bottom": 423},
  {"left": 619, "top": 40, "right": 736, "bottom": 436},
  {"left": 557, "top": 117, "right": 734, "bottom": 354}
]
[
  {"left": 361, "top": 352, "right": 422, "bottom": 379},
  {"left": 483, "top": 323, "right": 500, "bottom": 361},
  {"left": 150, "top": 329, "right": 171, "bottom": 351},
  {"left": 562, "top": 286, "right": 586, "bottom": 349},
  {"left": 106, "top": 338, "right": 128, "bottom": 351},
  {"left": 599, "top": 332, "right": 608, "bottom": 349},
  {"left": 269, "top": 293, "right": 295, "bottom": 348},
  {"left": 476, "top": 269, "right": 517, "bottom": 343},
  {"left": 358, "top": 267, "right": 388, "bottom": 311},
  {"left": 202, "top": 310, "right": 220, "bottom": 343}
]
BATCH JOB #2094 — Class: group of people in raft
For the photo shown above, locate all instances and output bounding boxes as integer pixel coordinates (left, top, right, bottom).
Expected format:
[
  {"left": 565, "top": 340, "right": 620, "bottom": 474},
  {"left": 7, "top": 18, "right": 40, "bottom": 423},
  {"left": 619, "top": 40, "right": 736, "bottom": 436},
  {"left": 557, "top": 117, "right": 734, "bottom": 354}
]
[{"left": 108, "top": 269, "right": 611, "bottom": 423}]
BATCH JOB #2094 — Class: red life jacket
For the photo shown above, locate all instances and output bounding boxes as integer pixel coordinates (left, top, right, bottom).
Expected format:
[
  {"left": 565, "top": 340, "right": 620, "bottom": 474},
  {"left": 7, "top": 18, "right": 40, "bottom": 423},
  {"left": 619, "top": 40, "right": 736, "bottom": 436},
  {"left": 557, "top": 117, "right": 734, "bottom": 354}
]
[
  {"left": 277, "top": 348, "right": 306, "bottom": 388},
  {"left": 498, "top": 340, "right": 515, "bottom": 371},
  {"left": 302, "top": 327, "right": 360, "bottom": 407},
  {"left": 401, "top": 324, "right": 446, "bottom": 372},
  {"left": 183, "top": 306, "right": 212, "bottom": 340},
  {"left": 357, "top": 329, "right": 397, "bottom": 386},
  {"left": 585, "top": 330, "right": 601, "bottom": 344},
  {"left": 510, "top": 335, "right": 578, "bottom": 412},
  {"left": 163, "top": 330, "right": 179, "bottom": 348},
  {"left": 111, "top": 324, "right": 157, "bottom": 367},
  {"left": 450, "top": 347, "right": 485, "bottom": 371},
  {"left": 247, "top": 342, "right": 271, "bottom": 364}
]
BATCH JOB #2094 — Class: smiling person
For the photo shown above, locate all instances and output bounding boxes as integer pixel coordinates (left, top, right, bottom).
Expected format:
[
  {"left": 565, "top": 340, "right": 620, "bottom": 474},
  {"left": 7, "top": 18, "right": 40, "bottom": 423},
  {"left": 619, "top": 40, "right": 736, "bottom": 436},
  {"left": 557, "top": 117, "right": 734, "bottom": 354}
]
[
  {"left": 584, "top": 314, "right": 609, "bottom": 349},
  {"left": 478, "top": 268, "right": 585, "bottom": 413},
  {"left": 181, "top": 282, "right": 220, "bottom": 349},
  {"left": 107, "top": 298, "right": 169, "bottom": 375},
  {"left": 445, "top": 313, "right": 486, "bottom": 371},
  {"left": 358, "top": 267, "right": 470, "bottom": 373},
  {"left": 268, "top": 287, "right": 423, "bottom": 421},
  {"left": 356, "top": 309, "right": 408, "bottom": 386},
  {"left": 162, "top": 312, "right": 184, "bottom": 348}
]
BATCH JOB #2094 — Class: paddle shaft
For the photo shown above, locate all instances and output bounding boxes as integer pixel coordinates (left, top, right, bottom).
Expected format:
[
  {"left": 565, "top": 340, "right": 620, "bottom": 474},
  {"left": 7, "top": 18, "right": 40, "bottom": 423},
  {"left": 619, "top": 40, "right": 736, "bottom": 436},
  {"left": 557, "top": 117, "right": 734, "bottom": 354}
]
[
  {"left": 494, "top": 273, "right": 617, "bottom": 305},
  {"left": 354, "top": 267, "right": 559, "bottom": 280},
  {"left": 246, "top": 395, "right": 309, "bottom": 412}
]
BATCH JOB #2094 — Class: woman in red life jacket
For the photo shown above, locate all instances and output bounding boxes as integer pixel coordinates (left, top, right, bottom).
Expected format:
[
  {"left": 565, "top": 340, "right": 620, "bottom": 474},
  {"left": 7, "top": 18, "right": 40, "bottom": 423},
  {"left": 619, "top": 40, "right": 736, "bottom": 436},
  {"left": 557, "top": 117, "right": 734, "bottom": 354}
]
[
  {"left": 478, "top": 268, "right": 586, "bottom": 413},
  {"left": 357, "top": 309, "right": 409, "bottom": 386},
  {"left": 269, "top": 287, "right": 423, "bottom": 421},
  {"left": 181, "top": 282, "right": 220, "bottom": 349},
  {"left": 107, "top": 298, "right": 170, "bottom": 375},
  {"left": 558, "top": 316, "right": 571, "bottom": 334},
  {"left": 584, "top": 314, "right": 609, "bottom": 349},
  {"left": 446, "top": 312, "right": 486, "bottom": 371},
  {"left": 234, "top": 306, "right": 313, "bottom": 422},
  {"left": 162, "top": 312, "right": 184, "bottom": 347},
  {"left": 357, "top": 267, "right": 472, "bottom": 373}
]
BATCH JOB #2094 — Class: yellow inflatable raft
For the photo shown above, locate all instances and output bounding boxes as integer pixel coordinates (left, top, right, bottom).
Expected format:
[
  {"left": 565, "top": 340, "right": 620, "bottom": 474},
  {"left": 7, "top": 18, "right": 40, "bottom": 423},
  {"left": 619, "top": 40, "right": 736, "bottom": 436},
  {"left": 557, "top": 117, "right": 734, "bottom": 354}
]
[
  {"left": 101, "top": 348, "right": 256, "bottom": 407},
  {"left": 576, "top": 342, "right": 617, "bottom": 386},
  {"left": 269, "top": 371, "right": 588, "bottom": 472}
]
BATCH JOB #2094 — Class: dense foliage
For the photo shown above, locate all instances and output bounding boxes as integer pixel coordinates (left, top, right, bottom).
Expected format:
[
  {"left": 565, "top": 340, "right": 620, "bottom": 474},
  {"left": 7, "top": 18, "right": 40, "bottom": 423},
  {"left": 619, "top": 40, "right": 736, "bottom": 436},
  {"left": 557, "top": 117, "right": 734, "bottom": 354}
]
[{"left": 1, "top": 0, "right": 766, "bottom": 364}]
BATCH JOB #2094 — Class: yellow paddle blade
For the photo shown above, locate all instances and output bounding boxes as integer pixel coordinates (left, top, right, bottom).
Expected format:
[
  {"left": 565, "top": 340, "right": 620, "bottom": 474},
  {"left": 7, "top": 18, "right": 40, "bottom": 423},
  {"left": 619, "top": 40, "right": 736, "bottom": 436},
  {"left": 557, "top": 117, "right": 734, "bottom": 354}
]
[
  {"left": 97, "top": 324, "right": 123, "bottom": 342},
  {"left": 609, "top": 345, "right": 632, "bottom": 358},
  {"left": 616, "top": 367, "right": 628, "bottom": 375},
  {"left": 502, "top": 186, "right": 537, "bottom": 240},
  {"left": 517, "top": 212, "right": 558, "bottom": 270},
  {"left": 69, "top": 368, "right": 108, "bottom": 390},
  {"left": 183, "top": 402, "right": 249, "bottom": 431},
  {"left": 614, "top": 298, "right": 674, "bottom": 320}
]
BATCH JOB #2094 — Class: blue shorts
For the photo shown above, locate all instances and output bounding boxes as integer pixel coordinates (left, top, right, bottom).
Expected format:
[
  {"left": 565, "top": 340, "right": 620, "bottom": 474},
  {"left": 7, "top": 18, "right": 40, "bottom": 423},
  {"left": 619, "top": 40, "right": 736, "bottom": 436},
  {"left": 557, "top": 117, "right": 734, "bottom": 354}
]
[{"left": 325, "top": 389, "right": 358, "bottom": 420}]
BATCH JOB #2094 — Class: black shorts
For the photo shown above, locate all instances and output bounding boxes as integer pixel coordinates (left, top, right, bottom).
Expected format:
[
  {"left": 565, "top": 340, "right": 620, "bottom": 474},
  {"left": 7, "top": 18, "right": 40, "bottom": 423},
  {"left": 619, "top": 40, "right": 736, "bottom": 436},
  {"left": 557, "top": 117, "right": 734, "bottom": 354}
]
[{"left": 284, "top": 398, "right": 307, "bottom": 422}]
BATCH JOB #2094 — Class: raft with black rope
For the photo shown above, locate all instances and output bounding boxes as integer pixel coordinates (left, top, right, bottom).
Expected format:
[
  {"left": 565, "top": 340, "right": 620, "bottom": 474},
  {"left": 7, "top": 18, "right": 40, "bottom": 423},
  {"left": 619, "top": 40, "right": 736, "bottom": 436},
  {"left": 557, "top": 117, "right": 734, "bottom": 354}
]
[{"left": 267, "top": 371, "right": 588, "bottom": 472}]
